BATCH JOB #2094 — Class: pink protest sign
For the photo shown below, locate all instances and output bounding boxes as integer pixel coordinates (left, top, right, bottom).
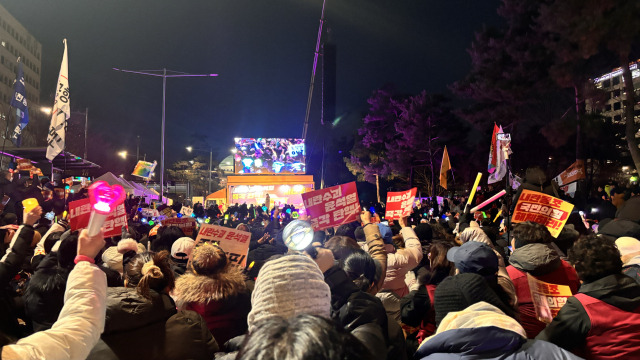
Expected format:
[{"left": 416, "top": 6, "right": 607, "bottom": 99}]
[
  {"left": 385, "top": 188, "right": 417, "bottom": 220},
  {"left": 302, "top": 181, "right": 361, "bottom": 231},
  {"left": 68, "top": 198, "right": 128, "bottom": 238}
]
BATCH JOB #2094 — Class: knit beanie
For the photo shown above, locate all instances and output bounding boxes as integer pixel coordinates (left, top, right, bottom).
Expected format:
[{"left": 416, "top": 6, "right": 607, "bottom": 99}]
[
  {"left": 247, "top": 254, "right": 331, "bottom": 330},
  {"left": 616, "top": 237, "right": 640, "bottom": 259},
  {"left": 102, "top": 246, "right": 123, "bottom": 274},
  {"left": 434, "top": 273, "right": 511, "bottom": 326}
]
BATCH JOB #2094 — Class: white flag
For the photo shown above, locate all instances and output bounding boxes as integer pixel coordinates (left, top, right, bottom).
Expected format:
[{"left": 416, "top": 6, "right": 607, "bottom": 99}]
[{"left": 46, "top": 39, "right": 70, "bottom": 161}]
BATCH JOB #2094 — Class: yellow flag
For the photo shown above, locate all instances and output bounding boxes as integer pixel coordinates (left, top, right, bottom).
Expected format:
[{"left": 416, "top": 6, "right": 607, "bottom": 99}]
[{"left": 440, "top": 146, "right": 451, "bottom": 189}]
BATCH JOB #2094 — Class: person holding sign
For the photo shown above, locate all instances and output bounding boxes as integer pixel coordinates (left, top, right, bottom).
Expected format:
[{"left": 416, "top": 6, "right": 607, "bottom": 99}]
[
  {"left": 537, "top": 235, "right": 640, "bottom": 359},
  {"left": 506, "top": 222, "right": 580, "bottom": 338}
]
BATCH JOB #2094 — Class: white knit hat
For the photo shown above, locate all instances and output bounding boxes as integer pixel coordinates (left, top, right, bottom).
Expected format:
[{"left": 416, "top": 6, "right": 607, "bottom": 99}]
[
  {"left": 615, "top": 237, "right": 640, "bottom": 257},
  {"left": 102, "top": 246, "right": 123, "bottom": 274},
  {"left": 247, "top": 254, "right": 331, "bottom": 330}
]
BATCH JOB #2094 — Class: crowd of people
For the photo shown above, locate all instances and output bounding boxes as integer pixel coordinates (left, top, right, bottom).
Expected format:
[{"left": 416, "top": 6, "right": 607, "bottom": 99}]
[{"left": 0, "top": 166, "right": 639, "bottom": 359}]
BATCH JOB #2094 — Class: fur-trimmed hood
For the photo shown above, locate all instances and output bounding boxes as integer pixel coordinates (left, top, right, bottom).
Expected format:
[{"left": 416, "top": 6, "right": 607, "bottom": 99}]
[{"left": 173, "top": 266, "right": 247, "bottom": 309}]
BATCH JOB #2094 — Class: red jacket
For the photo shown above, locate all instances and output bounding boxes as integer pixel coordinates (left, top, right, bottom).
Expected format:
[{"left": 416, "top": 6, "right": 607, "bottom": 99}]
[
  {"left": 537, "top": 274, "right": 640, "bottom": 360},
  {"left": 507, "top": 243, "right": 580, "bottom": 338},
  {"left": 573, "top": 293, "right": 640, "bottom": 359}
]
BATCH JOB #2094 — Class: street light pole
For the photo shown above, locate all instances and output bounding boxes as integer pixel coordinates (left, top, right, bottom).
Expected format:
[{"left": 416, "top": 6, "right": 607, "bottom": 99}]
[
  {"left": 187, "top": 146, "right": 213, "bottom": 195},
  {"left": 113, "top": 67, "right": 218, "bottom": 203}
]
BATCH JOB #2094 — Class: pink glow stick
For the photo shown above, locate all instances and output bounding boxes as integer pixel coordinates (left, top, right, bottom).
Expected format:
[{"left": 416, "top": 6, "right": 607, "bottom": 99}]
[
  {"left": 87, "top": 181, "right": 126, "bottom": 236},
  {"left": 470, "top": 190, "right": 506, "bottom": 213}
]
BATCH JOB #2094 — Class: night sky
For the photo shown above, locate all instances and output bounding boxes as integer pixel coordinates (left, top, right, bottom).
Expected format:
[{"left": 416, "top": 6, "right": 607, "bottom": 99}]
[{"left": 1, "top": 0, "right": 501, "bottom": 167}]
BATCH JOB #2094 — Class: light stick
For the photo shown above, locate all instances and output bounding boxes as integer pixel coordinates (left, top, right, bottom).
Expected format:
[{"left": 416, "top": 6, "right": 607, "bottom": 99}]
[
  {"left": 470, "top": 189, "right": 507, "bottom": 213},
  {"left": 493, "top": 210, "right": 502, "bottom": 222},
  {"left": 467, "top": 173, "right": 483, "bottom": 206},
  {"left": 283, "top": 220, "right": 314, "bottom": 251},
  {"left": 87, "top": 181, "right": 126, "bottom": 236}
]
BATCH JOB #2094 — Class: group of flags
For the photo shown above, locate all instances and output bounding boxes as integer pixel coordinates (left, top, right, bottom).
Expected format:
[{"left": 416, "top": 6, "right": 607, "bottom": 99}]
[
  {"left": 438, "top": 122, "right": 512, "bottom": 190},
  {"left": 7, "top": 39, "right": 68, "bottom": 160}
]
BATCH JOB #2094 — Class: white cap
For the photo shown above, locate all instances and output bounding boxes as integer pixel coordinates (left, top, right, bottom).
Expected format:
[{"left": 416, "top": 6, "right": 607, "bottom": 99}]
[{"left": 171, "top": 237, "right": 195, "bottom": 261}]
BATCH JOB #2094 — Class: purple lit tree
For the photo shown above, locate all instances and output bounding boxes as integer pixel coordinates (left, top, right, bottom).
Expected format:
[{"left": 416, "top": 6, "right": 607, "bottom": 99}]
[{"left": 345, "top": 86, "right": 401, "bottom": 186}]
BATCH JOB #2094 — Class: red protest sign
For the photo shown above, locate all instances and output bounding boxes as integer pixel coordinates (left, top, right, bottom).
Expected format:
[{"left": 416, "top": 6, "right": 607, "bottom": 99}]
[
  {"left": 68, "top": 198, "right": 128, "bottom": 238},
  {"left": 554, "top": 160, "right": 585, "bottom": 186},
  {"left": 512, "top": 190, "right": 574, "bottom": 238},
  {"left": 195, "top": 224, "right": 251, "bottom": 267},
  {"left": 162, "top": 217, "right": 197, "bottom": 236},
  {"left": 302, "top": 181, "right": 361, "bottom": 231},
  {"left": 385, "top": 188, "right": 417, "bottom": 220}
]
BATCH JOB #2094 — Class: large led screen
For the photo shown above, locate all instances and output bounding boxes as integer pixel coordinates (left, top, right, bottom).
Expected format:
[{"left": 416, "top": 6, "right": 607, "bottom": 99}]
[{"left": 234, "top": 138, "right": 306, "bottom": 174}]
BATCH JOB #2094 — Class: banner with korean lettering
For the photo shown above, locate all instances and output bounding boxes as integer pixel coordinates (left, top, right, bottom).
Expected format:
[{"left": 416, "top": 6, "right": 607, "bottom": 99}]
[
  {"left": 162, "top": 217, "right": 197, "bottom": 236},
  {"left": 68, "top": 198, "right": 128, "bottom": 238},
  {"left": 527, "top": 274, "right": 573, "bottom": 324},
  {"left": 195, "top": 224, "right": 251, "bottom": 267},
  {"left": 512, "top": 190, "right": 574, "bottom": 238},
  {"left": 301, "top": 181, "right": 360, "bottom": 231},
  {"left": 553, "top": 160, "right": 586, "bottom": 186},
  {"left": 385, "top": 188, "right": 417, "bottom": 220}
]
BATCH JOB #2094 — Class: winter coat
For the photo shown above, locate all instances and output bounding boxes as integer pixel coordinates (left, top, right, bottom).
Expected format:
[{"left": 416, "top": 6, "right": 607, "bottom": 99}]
[
  {"left": 622, "top": 254, "right": 640, "bottom": 285},
  {"left": 2, "top": 261, "right": 107, "bottom": 360},
  {"left": 24, "top": 252, "right": 70, "bottom": 331},
  {"left": 86, "top": 287, "right": 218, "bottom": 360},
  {"left": 324, "top": 265, "right": 407, "bottom": 360},
  {"left": 366, "top": 227, "right": 421, "bottom": 298},
  {"left": 537, "top": 274, "right": 640, "bottom": 359},
  {"left": 623, "top": 264, "right": 640, "bottom": 285},
  {"left": 507, "top": 243, "right": 580, "bottom": 338},
  {"left": 0, "top": 224, "right": 35, "bottom": 339},
  {"left": 416, "top": 301, "right": 581, "bottom": 360},
  {"left": 173, "top": 268, "right": 251, "bottom": 346}
]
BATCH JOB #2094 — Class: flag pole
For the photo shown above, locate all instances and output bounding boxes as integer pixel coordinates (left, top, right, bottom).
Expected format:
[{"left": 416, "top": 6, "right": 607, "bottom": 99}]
[{"left": 0, "top": 104, "right": 14, "bottom": 169}]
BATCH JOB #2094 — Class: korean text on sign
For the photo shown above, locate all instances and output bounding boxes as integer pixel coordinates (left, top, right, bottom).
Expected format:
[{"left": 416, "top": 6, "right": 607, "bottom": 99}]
[
  {"left": 195, "top": 224, "right": 251, "bottom": 267},
  {"left": 68, "top": 198, "right": 128, "bottom": 238},
  {"left": 526, "top": 274, "right": 573, "bottom": 324},
  {"left": 301, "top": 181, "right": 361, "bottom": 231},
  {"left": 385, "top": 188, "right": 417, "bottom": 220},
  {"left": 162, "top": 217, "right": 197, "bottom": 236},
  {"left": 511, "top": 190, "right": 574, "bottom": 238}
]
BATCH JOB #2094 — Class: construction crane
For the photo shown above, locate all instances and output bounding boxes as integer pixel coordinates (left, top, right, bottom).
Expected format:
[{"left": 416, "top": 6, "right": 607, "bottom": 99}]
[{"left": 301, "top": 0, "right": 327, "bottom": 140}]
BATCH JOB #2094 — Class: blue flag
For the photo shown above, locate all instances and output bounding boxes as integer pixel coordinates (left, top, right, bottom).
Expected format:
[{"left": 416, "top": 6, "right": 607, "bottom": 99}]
[{"left": 10, "top": 60, "right": 29, "bottom": 147}]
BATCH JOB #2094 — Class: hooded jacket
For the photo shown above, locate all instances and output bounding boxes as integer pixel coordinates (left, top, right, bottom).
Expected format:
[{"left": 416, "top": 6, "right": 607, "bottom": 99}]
[
  {"left": 173, "top": 267, "right": 251, "bottom": 346},
  {"left": 0, "top": 224, "right": 35, "bottom": 339},
  {"left": 24, "top": 252, "right": 71, "bottom": 331},
  {"left": 537, "top": 274, "right": 640, "bottom": 359},
  {"left": 416, "top": 302, "right": 581, "bottom": 360},
  {"left": 324, "top": 265, "right": 407, "bottom": 360},
  {"left": 507, "top": 243, "right": 580, "bottom": 338},
  {"left": 2, "top": 261, "right": 107, "bottom": 360},
  {"left": 86, "top": 287, "right": 218, "bottom": 360},
  {"left": 375, "top": 226, "right": 421, "bottom": 298}
]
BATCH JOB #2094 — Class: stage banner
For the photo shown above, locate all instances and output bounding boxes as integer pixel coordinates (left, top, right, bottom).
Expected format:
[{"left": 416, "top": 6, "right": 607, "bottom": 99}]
[
  {"left": 302, "top": 181, "right": 361, "bottom": 231},
  {"left": 163, "top": 217, "right": 197, "bottom": 236},
  {"left": 195, "top": 224, "right": 250, "bottom": 267},
  {"left": 385, "top": 188, "right": 417, "bottom": 219},
  {"left": 68, "top": 198, "right": 127, "bottom": 237},
  {"left": 131, "top": 160, "right": 157, "bottom": 179},
  {"left": 554, "top": 160, "right": 585, "bottom": 186},
  {"left": 512, "top": 190, "right": 574, "bottom": 238},
  {"left": 527, "top": 274, "right": 573, "bottom": 324}
]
